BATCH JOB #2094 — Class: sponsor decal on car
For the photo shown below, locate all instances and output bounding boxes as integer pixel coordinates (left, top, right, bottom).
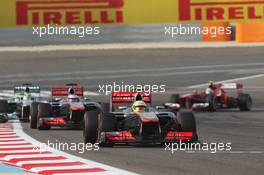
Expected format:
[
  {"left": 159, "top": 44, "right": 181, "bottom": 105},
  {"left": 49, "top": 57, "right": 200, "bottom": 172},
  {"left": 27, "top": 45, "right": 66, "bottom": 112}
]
[{"left": 16, "top": 0, "right": 124, "bottom": 25}]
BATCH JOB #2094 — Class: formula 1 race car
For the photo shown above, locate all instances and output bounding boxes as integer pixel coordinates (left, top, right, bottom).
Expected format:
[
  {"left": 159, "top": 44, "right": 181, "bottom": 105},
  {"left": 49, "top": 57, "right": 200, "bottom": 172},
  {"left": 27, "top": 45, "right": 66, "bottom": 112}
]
[
  {"left": 83, "top": 91, "right": 198, "bottom": 147},
  {"left": 29, "top": 84, "right": 101, "bottom": 130},
  {"left": 3, "top": 84, "right": 42, "bottom": 122},
  {"left": 171, "top": 83, "right": 252, "bottom": 111}
]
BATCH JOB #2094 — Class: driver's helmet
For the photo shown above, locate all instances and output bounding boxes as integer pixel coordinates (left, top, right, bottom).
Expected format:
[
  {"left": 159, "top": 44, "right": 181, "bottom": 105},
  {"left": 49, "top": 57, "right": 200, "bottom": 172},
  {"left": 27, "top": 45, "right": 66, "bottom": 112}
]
[
  {"left": 208, "top": 81, "right": 214, "bottom": 88},
  {"left": 132, "top": 100, "right": 147, "bottom": 112},
  {"left": 23, "top": 87, "right": 31, "bottom": 100},
  {"left": 25, "top": 87, "right": 30, "bottom": 93},
  {"left": 67, "top": 94, "right": 80, "bottom": 102}
]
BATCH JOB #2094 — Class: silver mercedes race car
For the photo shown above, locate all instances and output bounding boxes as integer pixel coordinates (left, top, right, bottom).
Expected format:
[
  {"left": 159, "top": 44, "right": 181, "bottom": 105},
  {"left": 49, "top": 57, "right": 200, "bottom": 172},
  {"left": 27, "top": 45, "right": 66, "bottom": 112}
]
[{"left": 0, "top": 84, "right": 42, "bottom": 122}]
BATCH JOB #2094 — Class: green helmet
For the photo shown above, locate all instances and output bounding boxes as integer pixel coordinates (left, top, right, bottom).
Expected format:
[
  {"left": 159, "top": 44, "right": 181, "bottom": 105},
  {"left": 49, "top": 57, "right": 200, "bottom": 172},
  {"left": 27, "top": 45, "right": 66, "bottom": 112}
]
[
  {"left": 208, "top": 81, "right": 214, "bottom": 86},
  {"left": 132, "top": 100, "right": 147, "bottom": 112}
]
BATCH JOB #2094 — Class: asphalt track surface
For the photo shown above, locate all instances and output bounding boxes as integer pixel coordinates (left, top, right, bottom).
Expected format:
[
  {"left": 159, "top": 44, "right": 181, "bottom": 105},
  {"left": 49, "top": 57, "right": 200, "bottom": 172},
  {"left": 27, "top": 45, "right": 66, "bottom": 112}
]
[{"left": 0, "top": 47, "right": 264, "bottom": 175}]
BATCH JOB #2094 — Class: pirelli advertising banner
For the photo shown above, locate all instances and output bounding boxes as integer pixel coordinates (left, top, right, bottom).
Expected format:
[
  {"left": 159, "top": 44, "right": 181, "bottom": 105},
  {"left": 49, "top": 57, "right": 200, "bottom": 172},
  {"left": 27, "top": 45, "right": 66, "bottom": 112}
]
[{"left": 0, "top": 0, "right": 264, "bottom": 27}]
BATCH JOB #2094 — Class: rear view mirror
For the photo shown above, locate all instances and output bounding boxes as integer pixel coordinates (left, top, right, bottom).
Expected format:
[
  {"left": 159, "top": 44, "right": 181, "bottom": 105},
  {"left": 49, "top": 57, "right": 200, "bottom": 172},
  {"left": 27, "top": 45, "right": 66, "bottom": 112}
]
[
  {"left": 156, "top": 106, "right": 165, "bottom": 110},
  {"left": 163, "top": 103, "right": 181, "bottom": 110},
  {"left": 118, "top": 106, "right": 128, "bottom": 110},
  {"left": 84, "top": 97, "right": 91, "bottom": 101}
]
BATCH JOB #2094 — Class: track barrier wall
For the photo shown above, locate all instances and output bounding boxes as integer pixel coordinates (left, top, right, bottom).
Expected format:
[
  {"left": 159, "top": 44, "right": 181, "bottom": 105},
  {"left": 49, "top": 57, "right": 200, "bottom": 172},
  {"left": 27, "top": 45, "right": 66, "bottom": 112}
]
[{"left": 0, "top": 0, "right": 264, "bottom": 42}]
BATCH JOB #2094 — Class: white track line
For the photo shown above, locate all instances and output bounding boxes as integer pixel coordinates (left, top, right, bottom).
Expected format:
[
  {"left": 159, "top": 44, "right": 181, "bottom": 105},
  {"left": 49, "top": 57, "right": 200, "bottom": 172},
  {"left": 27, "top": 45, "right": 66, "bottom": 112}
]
[
  {"left": 16, "top": 159, "right": 79, "bottom": 166},
  {"left": 0, "top": 149, "right": 49, "bottom": 154},
  {"left": 0, "top": 62, "right": 263, "bottom": 79},
  {"left": 0, "top": 134, "right": 17, "bottom": 137},
  {"left": 0, "top": 68, "right": 261, "bottom": 84},
  {"left": 0, "top": 132, "right": 16, "bottom": 134},
  {"left": 53, "top": 173, "right": 112, "bottom": 175},
  {"left": 0, "top": 42, "right": 264, "bottom": 52},
  {"left": 0, "top": 145, "right": 34, "bottom": 149},
  {"left": 188, "top": 74, "right": 264, "bottom": 89},
  {"left": 0, "top": 141, "right": 28, "bottom": 145},
  {"left": 0, "top": 138, "right": 22, "bottom": 141},
  {"left": 12, "top": 122, "right": 138, "bottom": 175},
  {"left": 31, "top": 165, "right": 96, "bottom": 173}
]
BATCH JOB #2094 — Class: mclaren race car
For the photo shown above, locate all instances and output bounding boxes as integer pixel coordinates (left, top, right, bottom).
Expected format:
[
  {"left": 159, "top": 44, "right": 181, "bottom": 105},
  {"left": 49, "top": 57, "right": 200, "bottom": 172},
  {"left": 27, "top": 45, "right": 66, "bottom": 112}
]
[
  {"left": 171, "top": 83, "right": 252, "bottom": 111},
  {"left": 29, "top": 84, "right": 101, "bottom": 130},
  {"left": 83, "top": 91, "right": 198, "bottom": 147}
]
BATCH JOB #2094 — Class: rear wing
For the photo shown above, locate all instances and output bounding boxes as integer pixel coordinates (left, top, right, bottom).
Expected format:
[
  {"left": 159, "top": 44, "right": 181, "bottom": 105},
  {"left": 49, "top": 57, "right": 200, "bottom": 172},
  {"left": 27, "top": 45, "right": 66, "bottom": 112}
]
[
  {"left": 51, "top": 86, "right": 84, "bottom": 97},
  {"left": 14, "top": 86, "right": 40, "bottom": 94},
  {"left": 111, "top": 91, "right": 151, "bottom": 104},
  {"left": 219, "top": 83, "right": 243, "bottom": 90},
  {"left": 110, "top": 91, "right": 151, "bottom": 111}
]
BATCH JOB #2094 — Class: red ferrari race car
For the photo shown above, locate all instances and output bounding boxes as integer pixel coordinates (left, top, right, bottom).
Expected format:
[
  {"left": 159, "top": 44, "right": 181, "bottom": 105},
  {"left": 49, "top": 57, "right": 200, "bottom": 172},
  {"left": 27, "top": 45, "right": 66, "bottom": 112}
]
[
  {"left": 83, "top": 91, "right": 198, "bottom": 147},
  {"left": 171, "top": 82, "right": 252, "bottom": 111},
  {"left": 29, "top": 84, "right": 101, "bottom": 130}
]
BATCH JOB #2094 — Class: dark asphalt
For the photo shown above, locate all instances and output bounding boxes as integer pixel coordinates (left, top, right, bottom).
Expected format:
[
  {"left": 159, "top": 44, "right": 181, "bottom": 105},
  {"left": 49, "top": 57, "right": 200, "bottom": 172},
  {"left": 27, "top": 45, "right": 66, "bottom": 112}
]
[
  {"left": 0, "top": 47, "right": 264, "bottom": 91},
  {"left": 1, "top": 47, "right": 264, "bottom": 175}
]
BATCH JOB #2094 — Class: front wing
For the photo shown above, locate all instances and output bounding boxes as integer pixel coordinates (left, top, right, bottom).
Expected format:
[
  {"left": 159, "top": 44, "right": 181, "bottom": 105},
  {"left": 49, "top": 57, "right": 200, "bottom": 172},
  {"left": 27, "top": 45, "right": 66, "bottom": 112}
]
[{"left": 100, "top": 131, "right": 195, "bottom": 144}]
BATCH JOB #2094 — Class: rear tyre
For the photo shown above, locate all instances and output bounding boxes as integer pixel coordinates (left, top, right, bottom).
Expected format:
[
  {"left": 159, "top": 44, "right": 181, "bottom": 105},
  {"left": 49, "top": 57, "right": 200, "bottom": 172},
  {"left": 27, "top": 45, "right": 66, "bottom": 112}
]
[
  {"left": 176, "top": 111, "right": 198, "bottom": 141},
  {"left": 0, "top": 116, "right": 8, "bottom": 123},
  {"left": 37, "top": 103, "right": 52, "bottom": 130},
  {"left": 238, "top": 94, "right": 252, "bottom": 111},
  {"left": 0, "top": 100, "right": 8, "bottom": 113},
  {"left": 21, "top": 106, "right": 30, "bottom": 122},
  {"left": 0, "top": 100, "right": 8, "bottom": 123},
  {"left": 30, "top": 102, "right": 39, "bottom": 129},
  {"left": 83, "top": 110, "right": 100, "bottom": 144},
  {"left": 206, "top": 95, "right": 218, "bottom": 112}
]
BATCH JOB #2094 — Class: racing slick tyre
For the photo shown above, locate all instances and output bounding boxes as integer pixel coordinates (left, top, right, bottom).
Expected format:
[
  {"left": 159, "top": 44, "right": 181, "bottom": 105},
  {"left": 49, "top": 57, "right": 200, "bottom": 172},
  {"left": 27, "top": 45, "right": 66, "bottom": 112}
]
[
  {"left": 83, "top": 110, "right": 100, "bottom": 144},
  {"left": 0, "top": 100, "right": 8, "bottom": 123},
  {"left": 21, "top": 106, "right": 30, "bottom": 122},
  {"left": 37, "top": 103, "right": 51, "bottom": 130},
  {"left": 238, "top": 94, "right": 252, "bottom": 111},
  {"left": 30, "top": 102, "right": 39, "bottom": 129},
  {"left": 176, "top": 111, "right": 198, "bottom": 141},
  {"left": 0, "top": 115, "right": 8, "bottom": 123},
  {"left": 0, "top": 100, "right": 8, "bottom": 113},
  {"left": 206, "top": 95, "right": 218, "bottom": 112}
]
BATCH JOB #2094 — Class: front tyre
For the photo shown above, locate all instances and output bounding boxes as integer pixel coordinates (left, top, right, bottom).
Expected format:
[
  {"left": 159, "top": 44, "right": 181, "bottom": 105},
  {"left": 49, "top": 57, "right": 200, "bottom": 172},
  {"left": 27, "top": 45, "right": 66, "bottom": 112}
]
[
  {"left": 176, "top": 111, "right": 198, "bottom": 142},
  {"left": 21, "top": 106, "right": 30, "bottom": 122},
  {"left": 206, "top": 95, "right": 218, "bottom": 112},
  {"left": 83, "top": 110, "right": 100, "bottom": 144},
  {"left": 30, "top": 102, "right": 39, "bottom": 129}
]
